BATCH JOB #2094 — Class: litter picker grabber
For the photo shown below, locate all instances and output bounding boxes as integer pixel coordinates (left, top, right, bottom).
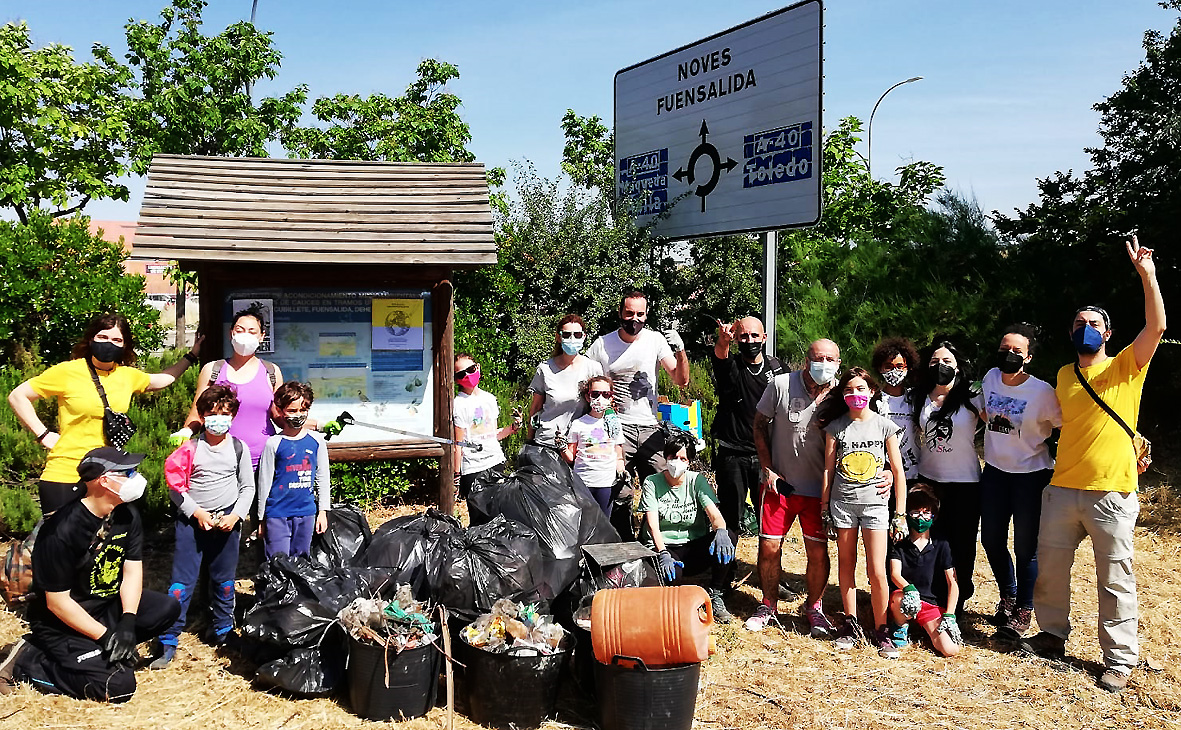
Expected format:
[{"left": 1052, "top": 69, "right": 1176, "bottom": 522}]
[{"left": 327, "top": 410, "right": 483, "bottom": 451}]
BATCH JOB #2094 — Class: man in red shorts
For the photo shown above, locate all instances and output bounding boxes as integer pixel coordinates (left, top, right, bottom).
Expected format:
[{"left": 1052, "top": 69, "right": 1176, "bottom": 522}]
[{"left": 749, "top": 339, "right": 840, "bottom": 636}]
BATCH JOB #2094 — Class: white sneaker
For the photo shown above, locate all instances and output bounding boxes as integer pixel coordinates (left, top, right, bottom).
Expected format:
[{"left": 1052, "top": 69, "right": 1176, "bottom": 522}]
[
  {"left": 744, "top": 603, "right": 778, "bottom": 631},
  {"left": 0, "top": 638, "right": 27, "bottom": 695}
]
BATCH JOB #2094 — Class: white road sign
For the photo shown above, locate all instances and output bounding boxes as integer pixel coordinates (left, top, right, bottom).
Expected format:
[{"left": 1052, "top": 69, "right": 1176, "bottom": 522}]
[{"left": 614, "top": 1, "right": 823, "bottom": 239}]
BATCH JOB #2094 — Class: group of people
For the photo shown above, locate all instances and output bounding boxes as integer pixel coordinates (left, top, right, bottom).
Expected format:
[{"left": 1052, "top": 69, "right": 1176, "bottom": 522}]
[
  {"left": 457, "top": 236, "right": 1163, "bottom": 694},
  {"left": 1, "top": 308, "right": 335, "bottom": 701},
  {"left": 0, "top": 234, "right": 1164, "bottom": 702}
]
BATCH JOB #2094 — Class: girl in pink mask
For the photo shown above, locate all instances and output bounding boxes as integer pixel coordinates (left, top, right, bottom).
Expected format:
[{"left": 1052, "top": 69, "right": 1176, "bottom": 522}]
[
  {"left": 815, "top": 368, "right": 908, "bottom": 658},
  {"left": 563, "top": 375, "right": 624, "bottom": 515},
  {"left": 452, "top": 354, "right": 520, "bottom": 501}
]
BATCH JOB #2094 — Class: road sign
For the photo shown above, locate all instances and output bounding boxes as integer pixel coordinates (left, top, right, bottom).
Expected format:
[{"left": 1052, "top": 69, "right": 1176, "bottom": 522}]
[{"left": 614, "top": 1, "right": 823, "bottom": 239}]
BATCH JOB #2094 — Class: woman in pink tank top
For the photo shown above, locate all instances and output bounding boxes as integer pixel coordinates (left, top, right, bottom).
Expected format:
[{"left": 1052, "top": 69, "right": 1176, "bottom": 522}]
[{"left": 174, "top": 308, "right": 283, "bottom": 468}]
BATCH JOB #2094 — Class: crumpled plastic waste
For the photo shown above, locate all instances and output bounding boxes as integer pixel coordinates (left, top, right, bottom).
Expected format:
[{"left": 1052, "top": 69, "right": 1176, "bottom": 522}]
[
  {"left": 462, "top": 598, "right": 566, "bottom": 655},
  {"left": 337, "top": 583, "right": 439, "bottom": 653}
]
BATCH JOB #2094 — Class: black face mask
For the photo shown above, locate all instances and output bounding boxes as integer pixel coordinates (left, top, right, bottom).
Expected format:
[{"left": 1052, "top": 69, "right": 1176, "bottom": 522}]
[
  {"left": 737, "top": 341, "right": 763, "bottom": 361},
  {"left": 90, "top": 340, "right": 124, "bottom": 364},
  {"left": 620, "top": 318, "right": 644, "bottom": 336},
  {"left": 930, "top": 362, "right": 956, "bottom": 386},
  {"left": 996, "top": 350, "right": 1025, "bottom": 375}
]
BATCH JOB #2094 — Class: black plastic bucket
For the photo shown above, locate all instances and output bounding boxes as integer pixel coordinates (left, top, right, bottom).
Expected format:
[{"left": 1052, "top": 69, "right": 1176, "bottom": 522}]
[
  {"left": 594, "top": 655, "right": 700, "bottom": 730},
  {"left": 347, "top": 636, "right": 440, "bottom": 721},
  {"left": 464, "top": 641, "right": 570, "bottom": 729}
]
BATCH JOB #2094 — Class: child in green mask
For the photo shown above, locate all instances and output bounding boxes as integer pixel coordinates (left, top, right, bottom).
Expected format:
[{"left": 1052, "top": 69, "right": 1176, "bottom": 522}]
[{"left": 887, "top": 483, "right": 962, "bottom": 657}]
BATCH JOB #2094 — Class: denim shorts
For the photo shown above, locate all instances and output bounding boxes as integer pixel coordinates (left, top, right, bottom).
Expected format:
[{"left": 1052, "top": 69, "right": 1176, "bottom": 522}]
[{"left": 829, "top": 500, "right": 889, "bottom": 530}]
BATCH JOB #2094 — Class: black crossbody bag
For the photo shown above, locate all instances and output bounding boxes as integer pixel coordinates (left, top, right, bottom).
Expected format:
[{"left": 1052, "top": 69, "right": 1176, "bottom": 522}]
[
  {"left": 87, "top": 361, "right": 137, "bottom": 449},
  {"left": 1073, "top": 362, "right": 1151, "bottom": 474}
]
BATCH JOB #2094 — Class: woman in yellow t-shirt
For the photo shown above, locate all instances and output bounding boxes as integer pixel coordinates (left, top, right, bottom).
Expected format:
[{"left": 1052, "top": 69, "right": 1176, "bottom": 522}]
[{"left": 6, "top": 313, "right": 203, "bottom": 513}]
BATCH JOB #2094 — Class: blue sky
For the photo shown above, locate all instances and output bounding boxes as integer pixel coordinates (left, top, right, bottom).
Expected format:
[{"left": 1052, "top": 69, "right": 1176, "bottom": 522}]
[{"left": 5, "top": 0, "right": 1176, "bottom": 224}]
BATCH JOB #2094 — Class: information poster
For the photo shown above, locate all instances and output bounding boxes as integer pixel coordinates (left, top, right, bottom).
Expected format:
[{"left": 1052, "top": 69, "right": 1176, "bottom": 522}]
[{"left": 223, "top": 288, "right": 433, "bottom": 444}]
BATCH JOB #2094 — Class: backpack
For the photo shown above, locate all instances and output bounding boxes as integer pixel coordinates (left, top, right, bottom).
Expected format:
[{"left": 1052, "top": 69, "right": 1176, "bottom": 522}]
[
  {"left": 211, "top": 358, "right": 277, "bottom": 389},
  {"left": 1, "top": 518, "right": 44, "bottom": 616},
  {"left": 165, "top": 436, "right": 247, "bottom": 494}
]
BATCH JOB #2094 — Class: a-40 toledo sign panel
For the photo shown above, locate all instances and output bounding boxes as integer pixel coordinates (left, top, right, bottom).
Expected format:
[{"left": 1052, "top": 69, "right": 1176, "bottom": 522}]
[{"left": 614, "top": 0, "right": 823, "bottom": 239}]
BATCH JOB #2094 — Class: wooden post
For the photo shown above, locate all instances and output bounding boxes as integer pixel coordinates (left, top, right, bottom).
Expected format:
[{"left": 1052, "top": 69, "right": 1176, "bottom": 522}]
[{"left": 433, "top": 276, "right": 456, "bottom": 514}]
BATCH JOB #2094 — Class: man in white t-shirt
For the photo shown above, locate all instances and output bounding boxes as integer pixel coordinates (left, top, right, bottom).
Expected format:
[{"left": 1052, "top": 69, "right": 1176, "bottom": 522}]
[{"left": 586, "top": 290, "right": 690, "bottom": 537}]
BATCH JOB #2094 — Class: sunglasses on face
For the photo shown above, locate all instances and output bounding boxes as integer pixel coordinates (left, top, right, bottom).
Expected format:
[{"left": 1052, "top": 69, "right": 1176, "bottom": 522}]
[
  {"left": 455, "top": 364, "right": 478, "bottom": 378},
  {"left": 589, "top": 390, "right": 613, "bottom": 398},
  {"left": 560, "top": 331, "right": 585, "bottom": 340}
]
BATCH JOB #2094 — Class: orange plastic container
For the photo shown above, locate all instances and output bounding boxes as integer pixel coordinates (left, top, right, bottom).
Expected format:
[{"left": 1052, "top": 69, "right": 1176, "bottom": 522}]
[{"left": 591, "top": 586, "right": 714, "bottom": 667}]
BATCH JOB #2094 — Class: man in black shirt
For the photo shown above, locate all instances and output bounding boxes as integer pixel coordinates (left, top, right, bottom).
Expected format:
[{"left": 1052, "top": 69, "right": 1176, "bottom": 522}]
[
  {"left": 710, "top": 317, "right": 784, "bottom": 571},
  {"left": 0, "top": 447, "right": 180, "bottom": 702}
]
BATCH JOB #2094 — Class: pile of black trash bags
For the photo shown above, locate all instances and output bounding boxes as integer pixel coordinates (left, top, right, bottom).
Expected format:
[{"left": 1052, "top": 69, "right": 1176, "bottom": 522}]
[{"left": 242, "top": 444, "right": 619, "bottom": 696}]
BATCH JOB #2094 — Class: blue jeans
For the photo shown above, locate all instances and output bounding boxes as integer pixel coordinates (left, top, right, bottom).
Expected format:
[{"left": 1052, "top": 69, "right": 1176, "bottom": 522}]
[
  {"left": 264, "top": 514, "right": 315, "bottom": 560},
  {"left": 979, "top": 465, "right": 1050, "bottom": 609},
  {"left": 161, "top": 515, "right": 241, "bottom": 645}
]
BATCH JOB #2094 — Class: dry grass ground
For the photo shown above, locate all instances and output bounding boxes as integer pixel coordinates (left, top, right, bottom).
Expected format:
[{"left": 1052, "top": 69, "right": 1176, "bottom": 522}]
[{"left": 3, "top": 488, "right": 1180, "bottom": 730}]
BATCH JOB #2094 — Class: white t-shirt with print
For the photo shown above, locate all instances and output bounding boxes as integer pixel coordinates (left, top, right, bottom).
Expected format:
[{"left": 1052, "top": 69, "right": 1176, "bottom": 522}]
[
  {"left": 873, "top": 392, "right": 921, "bottom": 480},
  {"left": 586, "top": 329, "right": 673, "bottom": 426},
  {"left": 980, "top": 368, "right": 1062, "bottom": 473},
  {"left": 567, "top": 413, "right": 624, "bottom": 491},
  {"left": 916, "top": 396, "right": 982, "bottom": 483},
  {"left": 453, "top": 389, "right": 505, "bottom": 474}
]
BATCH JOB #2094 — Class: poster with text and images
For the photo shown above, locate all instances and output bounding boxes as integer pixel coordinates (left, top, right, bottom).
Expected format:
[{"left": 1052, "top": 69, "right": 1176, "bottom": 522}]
[{"left": 223, "top": 289, "right": 433, "bottom": 444}]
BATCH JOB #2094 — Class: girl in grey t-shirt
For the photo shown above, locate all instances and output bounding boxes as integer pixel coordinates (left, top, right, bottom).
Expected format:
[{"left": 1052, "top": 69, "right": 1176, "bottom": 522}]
[{"left": 817, "top": 368, "right": 908, "bottom": 656}]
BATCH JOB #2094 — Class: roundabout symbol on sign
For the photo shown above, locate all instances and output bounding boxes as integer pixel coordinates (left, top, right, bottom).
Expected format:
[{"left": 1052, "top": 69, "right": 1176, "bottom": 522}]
[{"left": 672, "top": 118, "right": 738, "bottom": 212}]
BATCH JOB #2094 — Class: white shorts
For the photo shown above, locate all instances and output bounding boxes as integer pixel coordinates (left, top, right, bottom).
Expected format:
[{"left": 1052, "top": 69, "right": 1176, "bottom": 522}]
[{"left": 830, "top": 500, "right": 889, "bottom": 531}]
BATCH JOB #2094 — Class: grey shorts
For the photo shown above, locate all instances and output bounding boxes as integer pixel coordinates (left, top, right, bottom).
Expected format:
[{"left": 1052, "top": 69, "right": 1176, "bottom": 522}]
[{"left": 829, "top": 500, "right": 889, "bottom": 530}]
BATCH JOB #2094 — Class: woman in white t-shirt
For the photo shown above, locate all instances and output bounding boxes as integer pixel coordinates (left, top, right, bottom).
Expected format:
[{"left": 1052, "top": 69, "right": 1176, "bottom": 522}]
[
  {"left": 564, "top": 375, "right": 625, "bottom": 514},
  {"left": 913, "top": 340, "right": 981, "bottom": 615},
  {"left": 978, "top": 324, "right": 1062, "bottom": 640},
  {"left": 453, "top": 353, "right": 520, "bottom": 500},
  {"left": 870, "top": 337, "right": 922, "bottom": 485},
  {"left": 526, "top": 314, "right": 603, "bottom": 448}
]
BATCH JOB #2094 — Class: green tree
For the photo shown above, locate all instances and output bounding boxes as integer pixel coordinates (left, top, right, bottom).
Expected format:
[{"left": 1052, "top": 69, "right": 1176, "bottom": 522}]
[
  {"left": 115, "top": 0, "right": 307, "bottom": 173},
  {"left": 0, "top": 213, "right": 163, "bottom": 368},
  {"left": 0, "top": 22, "right": 133, "bottom": 223},
  {"left": 282, "top": 59, "right": 474, "bottom": 163}
]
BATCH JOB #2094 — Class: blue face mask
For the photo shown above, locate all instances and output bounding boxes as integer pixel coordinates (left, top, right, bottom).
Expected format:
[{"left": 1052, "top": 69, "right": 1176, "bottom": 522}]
[
  {"left": 561, "top": 339, "right": 582, "bottom": 356},
  {"left": 1071, "top": 325, "right": 1104, "bottom": 355}
]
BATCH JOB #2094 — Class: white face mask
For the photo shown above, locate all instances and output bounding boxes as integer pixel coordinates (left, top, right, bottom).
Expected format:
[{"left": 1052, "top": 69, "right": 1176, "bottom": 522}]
[
  {"left": 204, "top": 414, "right": 233, "bottom": 435},
  {"left": 808, "top": 359, "right": 839, "bottom": 385},
  {"left": 666, "top": 458, "right": 689, "bottom": 479},
  {"left": 107, "top": 471, "right": 147, "bottom": 503},
  {"left": 231, "top": 332, "right": 260, "bottom": 357},
  {"left": 590, "top": 395, "right": 612, "bottom": 412}
]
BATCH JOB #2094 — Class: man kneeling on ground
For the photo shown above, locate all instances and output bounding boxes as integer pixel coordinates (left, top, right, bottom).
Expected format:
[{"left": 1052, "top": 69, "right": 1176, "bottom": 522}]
[{"left": 0, "top": 447, "right": 181, "bottom": 702}]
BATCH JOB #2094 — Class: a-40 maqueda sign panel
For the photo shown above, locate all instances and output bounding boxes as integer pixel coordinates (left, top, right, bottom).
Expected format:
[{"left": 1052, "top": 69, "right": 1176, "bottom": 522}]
[{"left": 614, "top": 1, "right": 823, "bottom": 239}]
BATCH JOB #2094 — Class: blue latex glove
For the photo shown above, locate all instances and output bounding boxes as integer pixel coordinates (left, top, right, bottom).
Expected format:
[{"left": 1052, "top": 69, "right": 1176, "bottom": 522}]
[
  {"left": 900, "top": 584, "right": 922, "bottom": 618},
  {"left": 657, "top": 550, "right": 683, "bottom": 583},
  {"left": 710, "top": 530, "right": 735, "bottom": 564},
  {"left": 938, "top": 613, "right": 963, "bottom": 645}
]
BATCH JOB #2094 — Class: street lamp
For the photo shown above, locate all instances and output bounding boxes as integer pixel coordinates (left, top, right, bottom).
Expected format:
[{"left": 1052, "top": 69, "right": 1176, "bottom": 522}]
[{"left": 867, "top": 76, "right": 922, "bottom": 178}]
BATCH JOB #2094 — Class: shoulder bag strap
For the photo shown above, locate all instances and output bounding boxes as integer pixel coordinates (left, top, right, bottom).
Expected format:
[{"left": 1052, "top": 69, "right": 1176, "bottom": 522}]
[
  {"left": 86, "top": 359, "right": 114, "bottom": 411},
  {"left": 1073, "top": 362, "right": 1136, "bottom": 439}
]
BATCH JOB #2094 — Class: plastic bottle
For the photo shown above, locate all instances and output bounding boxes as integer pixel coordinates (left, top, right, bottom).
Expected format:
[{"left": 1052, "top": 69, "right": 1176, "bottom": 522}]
[{"left": 591, "top": 586, "right": 714, "bottom": 667}]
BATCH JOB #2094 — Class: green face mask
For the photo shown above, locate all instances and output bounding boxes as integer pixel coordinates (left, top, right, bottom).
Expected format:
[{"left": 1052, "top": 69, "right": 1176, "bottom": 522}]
[{"left": 907, "top": 514, "right": 934, "bottom": 533}]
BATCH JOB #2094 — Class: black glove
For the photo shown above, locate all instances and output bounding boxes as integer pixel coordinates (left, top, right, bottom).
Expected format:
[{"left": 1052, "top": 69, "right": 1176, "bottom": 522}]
[{"left": 99, "top": 612, "right": 138, "bottom": 664}]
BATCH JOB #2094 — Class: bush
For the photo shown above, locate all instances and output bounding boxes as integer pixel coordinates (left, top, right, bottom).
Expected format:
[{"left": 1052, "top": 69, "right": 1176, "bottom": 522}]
[
  {"left": 331, "top": 458, "right": 437, "bottom": 505},
  {"left": 0, "top": 485, "right": 39, "bottom": 536}
]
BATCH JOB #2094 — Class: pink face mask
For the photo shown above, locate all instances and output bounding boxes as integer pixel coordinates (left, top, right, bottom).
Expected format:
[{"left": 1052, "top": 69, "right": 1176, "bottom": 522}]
[
  {"left": 844, "top": 393, "right": 870, "bottom": 410},
  {"left": 457, "top": 365, "right": 481, "bottom": 390}
]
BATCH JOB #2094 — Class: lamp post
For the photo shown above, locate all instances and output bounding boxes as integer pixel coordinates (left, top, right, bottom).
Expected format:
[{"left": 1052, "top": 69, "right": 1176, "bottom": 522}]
[{"left": 867, "top": 76, "right": 922, "bottom": 178}]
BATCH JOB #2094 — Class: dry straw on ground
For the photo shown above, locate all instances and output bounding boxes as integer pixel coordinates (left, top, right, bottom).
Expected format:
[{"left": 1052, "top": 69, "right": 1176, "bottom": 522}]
[{"left": 2, "top": 487, "right": 1179, "bottom": 730}]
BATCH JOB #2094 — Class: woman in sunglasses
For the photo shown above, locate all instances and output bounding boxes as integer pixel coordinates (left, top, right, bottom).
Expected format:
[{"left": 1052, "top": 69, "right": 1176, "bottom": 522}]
[
  {"left": 526, "top": 314, "right": 603, "bottom": 448},
  {"left": 453, "top": 353, "right": 519, "bottom": 500},
  {"left": 564, "top": 376, "right": 625, "bottom": 514}
]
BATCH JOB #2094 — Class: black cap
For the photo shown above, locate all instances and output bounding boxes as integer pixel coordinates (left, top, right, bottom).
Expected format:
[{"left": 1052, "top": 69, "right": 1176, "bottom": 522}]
[{"left": 77, "top": 447, "right": 146, "bottom": 482}]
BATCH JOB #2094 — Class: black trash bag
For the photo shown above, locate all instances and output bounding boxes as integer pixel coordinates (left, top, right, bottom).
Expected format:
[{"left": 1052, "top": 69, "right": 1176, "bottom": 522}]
[
  {"left": 242, "top": 554, "right": 394, "bottom": 647},
  {"left": 427, "top": 515, "right": 549, "bottom": 623},
  {"left": 255, "top": 644, "right": 346, "bottom": 697},
  {"left": 310, "top": 503, "right": 372, "bottom": 568},
  {"left": 467, "top": 446, "right": 619, "bottom": 596},
  {"left": 363, "top": 508, "right": 462, "bottom": 598}
]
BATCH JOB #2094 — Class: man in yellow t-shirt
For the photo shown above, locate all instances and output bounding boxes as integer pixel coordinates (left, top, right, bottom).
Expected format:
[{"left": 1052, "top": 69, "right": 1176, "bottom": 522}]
[{"left": 1018, "top": 236, "right": 1165, "bottom": 694}]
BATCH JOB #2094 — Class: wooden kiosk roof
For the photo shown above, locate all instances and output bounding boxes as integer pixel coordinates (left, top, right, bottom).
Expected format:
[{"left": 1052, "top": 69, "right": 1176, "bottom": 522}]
[{"left": 132, "top": 155, "right": 496, "bottom": 266}]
